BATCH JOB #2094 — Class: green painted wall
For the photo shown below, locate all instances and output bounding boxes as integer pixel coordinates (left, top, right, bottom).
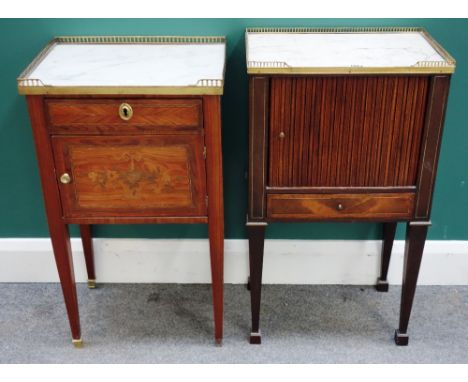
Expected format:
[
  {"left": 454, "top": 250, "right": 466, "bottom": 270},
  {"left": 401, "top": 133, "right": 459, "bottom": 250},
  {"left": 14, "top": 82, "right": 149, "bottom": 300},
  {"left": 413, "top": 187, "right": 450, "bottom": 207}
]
[{"left": 0, "top": 19, "right": 467, "bottom": 240}]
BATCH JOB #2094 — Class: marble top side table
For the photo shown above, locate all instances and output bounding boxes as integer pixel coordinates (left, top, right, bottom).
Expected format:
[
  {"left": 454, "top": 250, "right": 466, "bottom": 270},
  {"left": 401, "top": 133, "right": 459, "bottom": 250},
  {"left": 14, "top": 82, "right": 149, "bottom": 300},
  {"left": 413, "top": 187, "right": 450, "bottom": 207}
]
[
  {"left": 245, "top": 27, "right": 455, "bottom": 345},
  {"left": 18, "top": 36, "right": 226, "bottom": 346}
]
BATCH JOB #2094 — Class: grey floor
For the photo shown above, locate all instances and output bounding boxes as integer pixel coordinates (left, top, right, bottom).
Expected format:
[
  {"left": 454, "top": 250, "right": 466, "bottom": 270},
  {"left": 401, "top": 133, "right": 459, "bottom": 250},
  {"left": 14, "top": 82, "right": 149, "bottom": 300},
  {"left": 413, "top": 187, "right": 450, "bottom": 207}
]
[{"left": 1, "top": 283, "right": 468, "bottom": 363}]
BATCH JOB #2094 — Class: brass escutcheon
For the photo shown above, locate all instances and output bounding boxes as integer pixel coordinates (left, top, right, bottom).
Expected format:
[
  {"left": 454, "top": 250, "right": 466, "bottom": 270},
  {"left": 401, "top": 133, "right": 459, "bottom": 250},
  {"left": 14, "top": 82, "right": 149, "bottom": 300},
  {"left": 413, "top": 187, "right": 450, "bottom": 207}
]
[{"left": 119, "top": 103, "right": 133, "bottom": 121}]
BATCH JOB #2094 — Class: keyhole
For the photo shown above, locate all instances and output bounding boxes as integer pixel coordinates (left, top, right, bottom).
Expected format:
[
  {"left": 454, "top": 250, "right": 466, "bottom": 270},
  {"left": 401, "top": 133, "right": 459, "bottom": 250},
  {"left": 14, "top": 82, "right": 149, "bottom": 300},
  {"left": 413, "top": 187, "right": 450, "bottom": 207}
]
[{"left": 119, "top": 103, "right": 133, "bottom": 120}]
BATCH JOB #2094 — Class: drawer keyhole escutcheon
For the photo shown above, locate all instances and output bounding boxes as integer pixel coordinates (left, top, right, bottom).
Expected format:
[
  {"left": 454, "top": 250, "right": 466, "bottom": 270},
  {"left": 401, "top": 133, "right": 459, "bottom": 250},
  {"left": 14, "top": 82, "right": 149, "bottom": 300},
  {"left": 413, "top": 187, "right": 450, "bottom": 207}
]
[
  {"left": 337, "top": 203, "right": 344, "bottom": 211},
  {"left": 119, "top": 103, "right": 133, "bottom": 121},
  {"left": 60, "top": 173, "right": 71, "bottom": 184}
]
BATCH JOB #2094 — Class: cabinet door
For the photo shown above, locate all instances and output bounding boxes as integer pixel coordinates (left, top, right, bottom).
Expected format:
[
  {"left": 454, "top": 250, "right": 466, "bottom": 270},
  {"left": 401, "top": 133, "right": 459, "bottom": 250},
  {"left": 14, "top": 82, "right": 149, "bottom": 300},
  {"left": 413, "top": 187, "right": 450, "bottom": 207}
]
[
  {"left": 268, "top": 76, "right": 430, "bottom": 188},
  {"left": 52, "top": 135, "right": 207, "bottom": 218}
]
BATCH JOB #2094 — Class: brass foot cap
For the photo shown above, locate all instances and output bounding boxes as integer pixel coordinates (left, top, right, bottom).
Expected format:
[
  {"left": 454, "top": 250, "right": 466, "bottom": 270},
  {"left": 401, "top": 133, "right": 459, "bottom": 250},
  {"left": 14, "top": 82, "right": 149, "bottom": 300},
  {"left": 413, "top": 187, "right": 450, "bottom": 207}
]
[
  {"left": 250, "top": 331, "right": 261, "bottom": 345},
  {"left": 375, "top": 278, "right": 389, "bottom": 292},
  {"left": 394, "top": 330, "right": 409, "bottom": 346},
  {"left": 87, "top": 279, "right": 96, "bottom": 289},
  {"left": 72, "top": 338, "right": 83, "bottom": 348}
]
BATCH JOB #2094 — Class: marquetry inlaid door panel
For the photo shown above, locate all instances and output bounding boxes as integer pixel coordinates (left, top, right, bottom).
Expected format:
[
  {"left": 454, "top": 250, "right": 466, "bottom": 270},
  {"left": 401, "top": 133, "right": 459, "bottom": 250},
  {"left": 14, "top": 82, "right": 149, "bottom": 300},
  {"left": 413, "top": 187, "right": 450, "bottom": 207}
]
[
  {"left": 52, "top": 135, "right": 207, "bottom": 218},
  {"left": 268, "top": 76, "right": 430, "bottom": 188}
]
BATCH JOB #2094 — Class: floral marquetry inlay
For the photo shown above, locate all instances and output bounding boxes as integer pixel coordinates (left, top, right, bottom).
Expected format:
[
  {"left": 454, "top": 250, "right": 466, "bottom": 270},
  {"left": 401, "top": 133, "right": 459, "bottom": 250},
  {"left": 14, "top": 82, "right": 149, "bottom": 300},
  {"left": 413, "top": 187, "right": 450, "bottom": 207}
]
[
  {"left": 66, "top": 143, "right": 196, "bottom": 210},
  {"left": 86, "top": 151, "right": 177, "bottom": 196}
]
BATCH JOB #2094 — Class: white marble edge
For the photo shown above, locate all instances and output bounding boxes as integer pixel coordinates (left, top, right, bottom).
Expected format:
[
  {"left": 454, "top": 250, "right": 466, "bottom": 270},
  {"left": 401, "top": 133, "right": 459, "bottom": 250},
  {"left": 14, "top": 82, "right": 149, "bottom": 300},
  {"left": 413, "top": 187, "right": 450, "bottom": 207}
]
[
  {"left": 18, "top": 37, "right": 227, "bottom": 95},
  {"left": 245, "top": 29, "right": 455, "bottom": 74}
]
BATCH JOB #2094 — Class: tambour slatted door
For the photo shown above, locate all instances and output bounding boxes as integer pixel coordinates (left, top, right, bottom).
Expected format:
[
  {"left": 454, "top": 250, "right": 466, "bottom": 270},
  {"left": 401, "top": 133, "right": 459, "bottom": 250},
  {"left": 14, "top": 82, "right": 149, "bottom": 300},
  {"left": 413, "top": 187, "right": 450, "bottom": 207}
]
[{"left": 268, "top": 76, "right": 430, "bottom": 188}]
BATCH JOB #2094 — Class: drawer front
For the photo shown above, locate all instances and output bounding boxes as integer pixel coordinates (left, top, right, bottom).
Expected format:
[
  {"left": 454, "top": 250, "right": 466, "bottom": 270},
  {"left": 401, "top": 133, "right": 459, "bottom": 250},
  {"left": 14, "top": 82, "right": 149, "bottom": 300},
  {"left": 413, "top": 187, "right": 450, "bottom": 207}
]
[
  {"left": 267, "top": 193, "right": 415, "bottom": 221},
  {"left": 46, "top": 98, "right": 202, "bottom": 134},
  {"left": 52, "top": 135, "right": 207, "bottom": 218}
]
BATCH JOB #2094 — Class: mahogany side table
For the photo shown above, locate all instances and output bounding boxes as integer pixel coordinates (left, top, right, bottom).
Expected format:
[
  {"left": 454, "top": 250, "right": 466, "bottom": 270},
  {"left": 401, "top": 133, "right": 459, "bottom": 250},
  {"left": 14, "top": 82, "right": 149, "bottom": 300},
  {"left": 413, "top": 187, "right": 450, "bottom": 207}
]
[
  {"left": 245, "top": 27, "right": 455, "bottom": 345},
  {"left": 18, "top": 36, "right": 226, "bottom": 346}
]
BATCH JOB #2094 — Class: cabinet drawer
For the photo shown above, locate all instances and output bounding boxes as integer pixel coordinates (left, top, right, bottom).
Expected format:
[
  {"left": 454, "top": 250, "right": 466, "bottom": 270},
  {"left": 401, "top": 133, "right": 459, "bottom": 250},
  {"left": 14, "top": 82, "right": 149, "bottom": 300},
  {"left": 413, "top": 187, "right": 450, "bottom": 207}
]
[
  {"left": 267, "top": 193, "right": 415, "bottom": 221},
  {"left": 52, "top": 135, "right": 207, "bottom": 219},
  {"left": 46, "top": 98, "right": 202, "bottom": 134}
]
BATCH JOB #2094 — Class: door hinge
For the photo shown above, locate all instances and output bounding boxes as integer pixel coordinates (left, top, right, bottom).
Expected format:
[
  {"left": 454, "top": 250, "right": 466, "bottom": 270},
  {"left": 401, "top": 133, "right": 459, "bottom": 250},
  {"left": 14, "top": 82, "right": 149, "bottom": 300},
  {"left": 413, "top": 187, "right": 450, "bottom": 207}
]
[
  {"left": 203, "top": 146, "right": 207, "bottom": 159},
  {"left": 205, "top": 195, "right": 209, "bottom": 207}
]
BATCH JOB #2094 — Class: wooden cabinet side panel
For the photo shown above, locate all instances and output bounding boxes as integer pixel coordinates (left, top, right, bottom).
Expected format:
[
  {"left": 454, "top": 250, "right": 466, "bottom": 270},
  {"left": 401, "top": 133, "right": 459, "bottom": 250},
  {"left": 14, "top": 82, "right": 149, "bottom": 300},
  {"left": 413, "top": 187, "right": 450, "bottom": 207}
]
[
  {"left": 414, "top": 75, "right": 451, "bottom": 219},
  {"left": 248, "top": 76, "right": 270, "bottom": 220}
]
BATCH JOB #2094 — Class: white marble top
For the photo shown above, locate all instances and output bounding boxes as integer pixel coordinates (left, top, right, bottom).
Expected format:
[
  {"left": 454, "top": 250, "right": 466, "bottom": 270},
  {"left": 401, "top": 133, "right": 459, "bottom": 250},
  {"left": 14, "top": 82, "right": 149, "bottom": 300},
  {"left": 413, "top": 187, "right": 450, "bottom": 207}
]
[
  {"left": 18, "top": 38, "right": 226, "bottom": 94},
  {"left": 246, "top": 30, "right": 454, "bottom": 74}
]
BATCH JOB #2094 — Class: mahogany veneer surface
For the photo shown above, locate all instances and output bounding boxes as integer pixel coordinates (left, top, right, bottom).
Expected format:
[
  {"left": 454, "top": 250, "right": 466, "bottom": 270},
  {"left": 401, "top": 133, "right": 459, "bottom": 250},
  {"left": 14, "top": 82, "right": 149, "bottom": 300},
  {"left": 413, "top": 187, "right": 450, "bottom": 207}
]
[
  {"left": 47, "top": 98, "right": 202, "bottom": 134},
  {"left": 267, "top": 192, "right": 415, "bottom": 221}
]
